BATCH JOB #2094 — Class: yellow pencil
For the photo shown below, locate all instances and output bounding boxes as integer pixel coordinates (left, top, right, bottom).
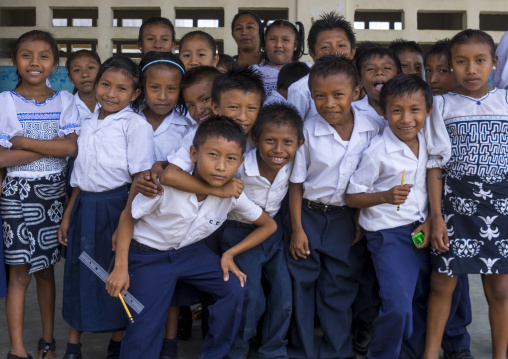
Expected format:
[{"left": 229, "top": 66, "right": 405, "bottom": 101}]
[
  {"left": 397, "top": 170, "right": 405, "bottom": 211},
  {"left": 119, "top": 293, "right": 134, "bottom": 323}
]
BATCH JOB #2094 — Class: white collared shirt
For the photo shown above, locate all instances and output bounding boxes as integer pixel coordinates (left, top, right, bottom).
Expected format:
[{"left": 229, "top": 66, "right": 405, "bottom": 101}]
[
  {"left": 169, "top": 130, "right": 256, "bottom": 172},
  {"left": 131, "top": 187, "right": 263, "bottom": 250},
  {"left": 287, "top": 74, "right": 318, "bottom": 121},
  {"left": 2, "top": 91, "right": 81, "bottom": 178},
  {"left": 144, "top": 110, "right": 193, "bottom": 161},
  {"left": 228, "top": 149, "right": 292, "bottom": 223},
  {"left": 74, "top": 92, "right": 99, "bottom": 121},
  {"left": 290, "top": 109, "right": 380, "bottom": 206},
  {"left": 70, "top": 106, "right": 154, "bottom": 192},
  {"left": 264, "top": 91, "right": 286, "bottom": 105},
  {"left": 347, "top": 128, "right": 428, "bottom": 231},
  {"left": 352, "top": 96, "right": 387, "bottom": 132}
]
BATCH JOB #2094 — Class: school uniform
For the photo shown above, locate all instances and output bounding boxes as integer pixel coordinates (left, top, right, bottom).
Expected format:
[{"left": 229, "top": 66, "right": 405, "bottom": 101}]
[
  {"left": 222, "top": 149, "right": 292, "bottom": 359},
  {"left": 120, "top": 186, "right": 264, "bottom": 359},
  {"left": 143, "top": 110, "right": 193, "bottom": 162},
  {"left": 287, "top": 74, "right": 318, "bottom": 120},
  {"left": 352, "top": 96, "right": 387, "bottom": 132},
  {"left": 264, "top": 90, "right": 286, "bottom": 105},
  {"left": 347, "top": 127, "right": 430, "bottom": 359},
  {"left": 63, "top": 106, "right": 154, "bottom": 333},
  {"left": 288, "top": 109, "right": 379, "bottom": 359}
]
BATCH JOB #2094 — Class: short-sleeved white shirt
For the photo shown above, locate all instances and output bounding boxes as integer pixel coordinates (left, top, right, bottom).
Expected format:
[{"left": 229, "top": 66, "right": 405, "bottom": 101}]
[
  {"left": 74, "top": 92, "right": 99, "bottom": 121},
  {"left": 70, "top": 106, "right": 154, "bottom": 192},
  {"left": 1, "top": 91, "right": 81, "bottom": 178},
  {"left": 131, "top": 186, "right": 263, "bottom": 250},
  {"left": 228, "top": 148, "right": 292, "bottom": 223},
  {"left": 352, "top": 96, "right": 387, "bottom": 132},
  {"left": 287, "top": 75, "right": 318, "bottom": 120},
  {"left": 347, "top": 128, "right": 428, "bottom": 232},
  {"left": 290, "top": 109, "right": 379, "bottom": 206},
  {"left": 143, "top": 110, "right": 192, "bottom": 162}
]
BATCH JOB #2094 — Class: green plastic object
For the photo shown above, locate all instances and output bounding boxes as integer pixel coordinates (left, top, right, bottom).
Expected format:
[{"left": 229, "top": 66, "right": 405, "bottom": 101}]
[{"left": 412, "top": 231, "right": 424, "bottom": 246}]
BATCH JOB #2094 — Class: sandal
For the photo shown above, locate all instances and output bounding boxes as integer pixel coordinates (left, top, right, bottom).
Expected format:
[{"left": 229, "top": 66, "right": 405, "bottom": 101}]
[{"left": 37, "top": 338, "right": 55, "bottom": 359}]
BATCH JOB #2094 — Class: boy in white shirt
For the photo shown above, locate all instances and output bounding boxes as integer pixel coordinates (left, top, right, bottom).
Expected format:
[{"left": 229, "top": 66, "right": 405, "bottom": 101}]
[
  {"left": 106, "top": 116, "right": 277, "bottom": 359},
  {"left": 288, "top": 54, "right": 379, "bottom": 359},
  {"left": 346, "top": 75, "right": 432, "bottom": 359}
]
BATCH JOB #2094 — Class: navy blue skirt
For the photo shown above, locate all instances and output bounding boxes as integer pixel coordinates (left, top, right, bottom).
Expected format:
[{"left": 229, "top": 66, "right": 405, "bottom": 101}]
[{"left": 62, "top": 185, "right": 129, "bottom": 332}]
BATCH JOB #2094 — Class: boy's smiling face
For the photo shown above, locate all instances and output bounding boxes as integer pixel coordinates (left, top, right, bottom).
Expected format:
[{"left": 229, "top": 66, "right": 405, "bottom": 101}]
[
  {"left": 360, "top": 54, "right": 398, "bottom": 101},
  {"left": 384, "top": 90, "right": 430, "bottom": 145},
  {"left": 212, "top": 89, "right": 262, "bottom": 134},
  {"left": 310, "top": 29, "right": 355, "bottom": 62},
  {"left": 398, "top": 50, "right": 424, "bottom": 78},
  {"left": 310, "top": 73, "right": 360, "bottom": 128},
  {"left": 190, "top": 136, "right": 244, "bottom": 187},
  {"left": 183, "top": 79, "right": 214, "bottom": 124}
]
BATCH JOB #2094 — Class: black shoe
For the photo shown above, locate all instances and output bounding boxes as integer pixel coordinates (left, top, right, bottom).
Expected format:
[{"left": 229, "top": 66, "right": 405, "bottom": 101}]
[
  {"left": 38, "top": 338, "right": 56, "bottom": 359},
  {"left": 177, "top": 306, "right": 193, "bottom": 341},
  {"left": 352, "top": 321, "right": 373, "bottom": 355},
  {"left": 443, "top": 350, "right": 475, "bottom": 359},
  {"left": 62, "top": 354, "right": 82, "bottom": 359},
  {"left": 107, "top": 339, "right": 122, "bottom": 359},
  {"left": 7, "top": 353, "right": 33, "bottom": 359}
]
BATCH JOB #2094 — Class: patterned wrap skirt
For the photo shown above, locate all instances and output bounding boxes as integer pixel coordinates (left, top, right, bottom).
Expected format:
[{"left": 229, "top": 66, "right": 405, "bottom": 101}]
[
  {"left": 62, "top": 185, "right": 129, "bottom": 332},
  {"left": 430, "top": 173, "right": 508, "bottom": 276},
  {"left": 0, "top": 210, "right": 6, "bottom": 297},
  {"left": 1, "top": 172, "right": 65, "bottom": 274}
]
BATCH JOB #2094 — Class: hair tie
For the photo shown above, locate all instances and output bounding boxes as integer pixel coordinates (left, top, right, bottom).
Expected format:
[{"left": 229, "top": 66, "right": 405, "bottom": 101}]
[
  {"left": 141, "top": 60, "right": 185, "bottom": 74},
  {"left": 101, "top": 63, "right": 110, "bottom": 71}
]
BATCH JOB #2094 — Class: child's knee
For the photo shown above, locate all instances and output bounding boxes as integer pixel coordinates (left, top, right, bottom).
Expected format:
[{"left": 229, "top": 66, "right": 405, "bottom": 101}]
[
  {"left": 429, "top": 272, "right": 456, "bottom": 296},
  {"left": 34, "top": 266, "right": 55, "bottom": 282},
  {"left": 9, "top": 266, "right": 32, "bottom": 289},
  {"left": 484, "top": 275, "right": 508, "bottom": 302}
]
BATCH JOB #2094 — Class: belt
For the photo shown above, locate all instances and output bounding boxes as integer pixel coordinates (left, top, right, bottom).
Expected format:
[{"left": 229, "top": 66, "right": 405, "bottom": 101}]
[
  {"left": 130, "top": 238, "right": 165, "bottom": 252},
  {"left": 303, "top": 199, "right": 346, "bottom": 213}
]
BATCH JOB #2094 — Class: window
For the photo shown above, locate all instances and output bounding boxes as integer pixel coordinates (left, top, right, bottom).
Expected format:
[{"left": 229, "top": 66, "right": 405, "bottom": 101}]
[
  {"left": 113, "top": 9, "right": 160, "bottom": 27},
  {"left": 1, "top": 8, "right": 36, "bottom": 26},
  {"left": 175, "top": 9, "right": 224, "bottom": 28},
  {"left": 0, "top": 38, "right": 16, "bottom": 58},
  {"left": 52, "top": 8, "right": 98, "bottom": 27},
  {"left": 58, "top": 40, "right": 98, "bottom": 57},
  {"left": 354, "top": 11, "right": 403, "bottom": 30},
  {"left": 238, "top": 8, "right": 288, "bottom": 23},
  {"left": 113, "top": 40, "right": 142, "bottom": 59},
  {"left": 480, "top": 13, "right": 508, "bottom": 31},
  {"left": 417, "top": 12, "right": 465, "bottom": 30}
]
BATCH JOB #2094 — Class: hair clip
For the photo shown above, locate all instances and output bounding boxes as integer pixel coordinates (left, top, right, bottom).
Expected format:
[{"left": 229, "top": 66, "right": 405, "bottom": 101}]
[{"left": 101, "top": 63, "right": 110, "bottom": 71}]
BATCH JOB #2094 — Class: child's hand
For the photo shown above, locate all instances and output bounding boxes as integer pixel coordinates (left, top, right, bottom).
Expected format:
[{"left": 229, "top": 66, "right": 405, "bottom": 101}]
[
  {"left": 430, "top": 215, "right": 450, "bottom": 252},
  {"left": 385, "top": 184, "right": 413, "bottom": 205},
  {"left": 219, "top": 178, "right": 244, "bottom": 198},
  {"left": 136, "top": 169, "right": 162, "bottom": 197},
  {"left": 412, "top": 217, "right": 431, "bottom": 249},
  {"left": 106, "top": 267, "right": 130, "bottom": 297},
  {"left": 290, "top": 229, "right": 310, "bottom": 260},
  {"left": 58, "top": 215, "right": 71, "bottom": 246},
  {"left": 221, "top": 251, "right": 247, "bottom": 287},
  {"left": 352, "top": 210, "right": 364, "bottom": 245}
]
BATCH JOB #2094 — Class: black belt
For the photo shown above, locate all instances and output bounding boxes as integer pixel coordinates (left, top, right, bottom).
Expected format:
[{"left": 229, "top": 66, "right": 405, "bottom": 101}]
[
  {"left": 303, "top": 199, "right": 346, "bottom": 213},
  {"left": 130, "top": 238, "right": 165, "bottom": 252}
]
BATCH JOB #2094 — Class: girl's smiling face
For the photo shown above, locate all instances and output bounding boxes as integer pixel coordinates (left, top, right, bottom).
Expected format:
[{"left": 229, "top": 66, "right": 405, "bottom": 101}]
[
  {"left": 450, "top": 40, "right": 498, "bottom": 98},
  {"left": 139, "top": 23, "right": 175, "bottom": 53},
  {"left": 96, "top": 69, "right": 140, "bottom": 119},
  {"left": 179, "top": 36, "right": 219, "bottom": 70},
  {"left": 13, "top": 39, "right": 57, "bottom": 87}
]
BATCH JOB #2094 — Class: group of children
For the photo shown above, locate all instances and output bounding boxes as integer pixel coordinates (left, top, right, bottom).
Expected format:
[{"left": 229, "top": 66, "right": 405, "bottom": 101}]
[{"left": 1, "top": 9, "right": 508, "bottom": 359}]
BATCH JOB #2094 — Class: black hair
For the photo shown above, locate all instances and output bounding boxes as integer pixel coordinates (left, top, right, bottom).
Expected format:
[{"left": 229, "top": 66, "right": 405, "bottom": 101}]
[
  {"left": 262, "top": 20, "right": 305, "bottom": 63},
  {"left": 211, "top": 63, "right": 266, "bottom": 105},
  {"left": 193, "top": 115, "right": 247, "bottom": 154},
  {"left": 449, "top": 29, "right": 496, "bottom": 59},
  {"left": 309, "top": 54, "right": 359, "bottom": 90},
  {"left": 136, "top": 51, "right": 187, "bottom": 115},
  {"left": 231, "top": 11, "right": 265, "bottom": 50},
  {"left": 95, "top": 55, "right": 141, "bottom": 111},
  {"left": 12, "top": 30, "right": 59, "bottom": 87},
  {"left": 424, "top": 39, "right": 451, "bottom": 64},
  {"left": 66, "top": 50, "right": 102, "bottom": 94},
  {"left": 379, "top": 74, "right": 433, "bottom": 114},
  {"left": 138, "top": 17, "right": 176, "bottom": 44},
  {"left": 179, "top": 30, "right": 216, "bottom": 54},
  {"left": 388, "top": 39, "right": 423, "bottom": 58},
  {"left": 252, "top": 102, "right": 304, "bottom": 142},
  {"left": 217, "top": 53, "right": 235, "bottom": 71},
  {"left": 307, "top": 12, "right": 356, "bottom": 56},
  {"left": 355, "top": 45, "right": 402, "bottom": 77},
  {"left": 180, "top": 66, "right": 221, "bottom": 91},
  {"left": 277, "top": 61, "right": 310, "bottom": 91}
]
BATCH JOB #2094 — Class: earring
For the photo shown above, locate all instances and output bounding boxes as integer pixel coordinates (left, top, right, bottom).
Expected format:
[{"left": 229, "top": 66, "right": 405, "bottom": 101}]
[
  {"left": 493, "top": 66, "right": 497, "bottom": 70},
  {"left": 450, "top": 68, "right": 454, "bottom": 72}
]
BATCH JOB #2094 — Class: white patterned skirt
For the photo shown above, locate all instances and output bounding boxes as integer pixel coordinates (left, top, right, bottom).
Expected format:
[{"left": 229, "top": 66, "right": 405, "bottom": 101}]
[
  {"left": 431, "top": 173, "right": 508, "bottom": 276},
  {"left": 0, "top": 173, "right": 66, "bottom": 274}
]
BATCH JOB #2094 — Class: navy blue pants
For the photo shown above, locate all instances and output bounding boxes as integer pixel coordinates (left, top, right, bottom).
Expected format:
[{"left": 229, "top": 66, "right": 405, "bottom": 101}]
[
  {"left": 120, "top": 240, "right": 245, "bottom": 359},
  {"left": 285, "top": 203, "right": 358, "bottom": 359},
  {"left": 365, "top": 226, "right": 430, "bottom": 359},
  {"left": 441, "top": 275, "right": 472, "bottom": 351},
  {"left": 221, "top": 214, "right": 292, "bottom": 359}
]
